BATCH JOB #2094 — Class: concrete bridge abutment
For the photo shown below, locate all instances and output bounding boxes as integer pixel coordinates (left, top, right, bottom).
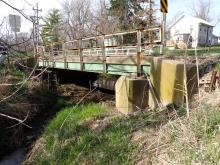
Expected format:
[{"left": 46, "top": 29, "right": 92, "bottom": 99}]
[{"left": 115, "top": 57, "right": 198, "bottom": 114}]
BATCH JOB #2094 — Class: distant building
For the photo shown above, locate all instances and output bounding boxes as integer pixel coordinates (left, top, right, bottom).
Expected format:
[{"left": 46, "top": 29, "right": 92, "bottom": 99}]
[
  {"left": 168, "top": 15, "right": 214, "bottom": 48},
  {"left": 212, "top": 35, "right": 220, "bottom": 45}
]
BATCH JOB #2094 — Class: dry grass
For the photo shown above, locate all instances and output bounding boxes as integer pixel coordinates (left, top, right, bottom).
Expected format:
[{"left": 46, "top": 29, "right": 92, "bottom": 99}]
[{"left": 133, "top": 91, "right": 220, "bottom": 165}]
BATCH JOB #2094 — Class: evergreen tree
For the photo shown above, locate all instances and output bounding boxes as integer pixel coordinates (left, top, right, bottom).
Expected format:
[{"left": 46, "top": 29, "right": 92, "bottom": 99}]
[
  {"left": 109, "top": 0, "right": 144, "bottom": 30},
  {"left": 41, "top": 9, "right": 61, "bottom": 49}
]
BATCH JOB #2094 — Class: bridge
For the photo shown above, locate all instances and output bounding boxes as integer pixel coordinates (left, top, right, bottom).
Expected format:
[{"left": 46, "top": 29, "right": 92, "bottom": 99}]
[
  {"left": 36, "top": 27, "right": 198, "bottom": 115},
  {"left": 37, "top": 27, "right": 162, "bottom": 76}
]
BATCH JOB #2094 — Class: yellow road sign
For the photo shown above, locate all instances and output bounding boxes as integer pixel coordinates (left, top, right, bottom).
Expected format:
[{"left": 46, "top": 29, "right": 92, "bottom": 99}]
[{"left": 160, "top": 0, "right": 168, "bottom": 13}]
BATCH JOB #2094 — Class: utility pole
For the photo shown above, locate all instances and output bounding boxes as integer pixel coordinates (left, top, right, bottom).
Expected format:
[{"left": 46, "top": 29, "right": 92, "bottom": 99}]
[
  {"left": 147, "top": 0, "right": 155, "bottom": 44},
  {"left": 160, "top": 0, "right": 168, "bottom": 55},
  {"left": 148, "top": 0, "right": 154, "bottom": 27},
  {"left": 32, "top": 3, "right": 42, "bottom": 55}
]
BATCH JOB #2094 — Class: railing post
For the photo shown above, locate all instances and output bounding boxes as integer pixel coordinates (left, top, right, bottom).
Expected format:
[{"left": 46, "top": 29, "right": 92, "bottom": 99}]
[
  {"left": 160, "top": 13, "right": 166, "bottom": 55},
  {"left": 102, "top": 35, "right": 107, "bottom": 73},
  {"left": 79, "top": 39, "right": 84, "bottom": 71},
  {"left": 137, "top": 30, "right": 142, "bottom": 77},
  {"left": 63, "top": 43, "right": 67, "bottom": 69}
]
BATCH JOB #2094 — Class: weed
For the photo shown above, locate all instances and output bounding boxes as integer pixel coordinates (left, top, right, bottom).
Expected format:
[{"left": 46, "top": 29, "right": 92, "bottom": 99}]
[
  {"left": 216, "top": 62, "right": 220, "bottom": 73},
  {"left": 152, "top": 46, "right": 220, "bottom": 56},
  {"left": 0, "top": 68, "right": 25, "bottom": 78},
  {"left": 153, "top": 104, "right": 220, "bottom": 164}
]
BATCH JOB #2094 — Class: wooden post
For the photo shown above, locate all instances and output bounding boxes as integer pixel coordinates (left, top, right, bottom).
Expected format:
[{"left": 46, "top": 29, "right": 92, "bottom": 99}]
[
  {"left": 209, "top": 70, "right": 217, "bottom": 92},
  {"left": 160, "top": 13, "right": 166, "bottom": 55},
  {"left": 47, "top": 72, "right": 50, "bottom": 90},
  {"left": 79, "top": 39, "right": 84, "bottom": 71},
  {"left": 195, "top": 46, "right": 200, "bottom": 99},
  {"left": 137, "top": 30, "right": 142, "bottom": 77},
  {"left": 63, "top": 43, "right": 67, "bottom": 69},
  {"left": 102, "top": 35, "right": 107, "bottom": 73}
]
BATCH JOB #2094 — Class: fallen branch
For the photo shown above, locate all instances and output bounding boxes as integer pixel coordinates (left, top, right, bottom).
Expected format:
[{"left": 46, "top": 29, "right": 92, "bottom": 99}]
[{"left": 0, "top": 112, "right": 32, "bottom": 128}]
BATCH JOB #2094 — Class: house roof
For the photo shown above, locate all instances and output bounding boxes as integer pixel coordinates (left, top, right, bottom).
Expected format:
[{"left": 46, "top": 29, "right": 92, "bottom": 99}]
[
  {"left": 168, "top": 15, "right": 214, "bottom": 29},
  {"left": 212, "top": 34, "right": 220, "bottom": 38},
  {"left": 195, "top": 17, "right": 214, "bottom": 27}
]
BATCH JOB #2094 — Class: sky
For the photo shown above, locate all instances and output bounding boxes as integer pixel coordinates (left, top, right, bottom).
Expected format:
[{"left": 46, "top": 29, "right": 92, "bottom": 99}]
[{"left": 0, "top": 0, "right": 220, "bottom": 35}]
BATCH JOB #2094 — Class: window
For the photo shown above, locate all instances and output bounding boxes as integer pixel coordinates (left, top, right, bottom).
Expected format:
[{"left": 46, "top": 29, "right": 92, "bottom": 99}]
[
  {"left": 200, "top": 28, "right": 202, "bottom": 31},
  {"left": 189, "top": 36, "right": 193, "bottom": 42}
]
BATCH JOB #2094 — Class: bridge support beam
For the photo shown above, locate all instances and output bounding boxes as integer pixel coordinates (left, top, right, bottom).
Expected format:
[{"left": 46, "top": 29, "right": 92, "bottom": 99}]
[{"left": 115, "top": 76, "right": 149, "bottom": 115}]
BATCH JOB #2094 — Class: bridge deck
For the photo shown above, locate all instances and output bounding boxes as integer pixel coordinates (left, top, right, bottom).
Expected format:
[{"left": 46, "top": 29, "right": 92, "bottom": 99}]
[{"left": 38, "top": 53, "right": 152, "bottom": 76}]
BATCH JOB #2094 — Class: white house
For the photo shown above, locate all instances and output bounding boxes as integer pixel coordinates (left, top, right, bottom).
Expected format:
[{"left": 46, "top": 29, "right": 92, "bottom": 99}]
[
  {"left": 212, "top": 35, "right": 220, "bottom": 45},
  {"left": 168, "top": 15, "right": 214, "bottom": 48}
]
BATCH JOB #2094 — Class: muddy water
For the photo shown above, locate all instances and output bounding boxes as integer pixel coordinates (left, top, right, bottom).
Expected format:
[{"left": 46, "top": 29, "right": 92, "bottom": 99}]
[{"left": 0, "top": 148, "right": 25, "bottom": 165}]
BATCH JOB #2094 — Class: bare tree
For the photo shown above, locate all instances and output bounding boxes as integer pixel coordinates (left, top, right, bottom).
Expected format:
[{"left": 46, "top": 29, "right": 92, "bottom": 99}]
[
  {"left": 61, "top": 0, "right": 94, "bottom": 40},
  {"left": 190, "top": 0, "right": 213, "bottom": 21},
  {"left": 93, "top": 0, "right": 119, "bottom": 35}
]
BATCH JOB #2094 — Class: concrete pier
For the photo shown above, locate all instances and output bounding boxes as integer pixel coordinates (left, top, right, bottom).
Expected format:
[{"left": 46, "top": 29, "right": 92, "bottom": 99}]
[{"left": 115, "top": 76, "right": 149, "bottom": 115}]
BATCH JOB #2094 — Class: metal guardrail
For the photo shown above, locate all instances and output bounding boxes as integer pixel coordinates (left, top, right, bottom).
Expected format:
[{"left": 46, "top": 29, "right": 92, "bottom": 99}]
[
  {"left": 39, "top": 26, "right": 161, "bottom": 56},
  {"left": 42, "top": 47, "right": 155, "bottom": 57},
  {"left": 42, "top": 48, "right": 137, "bottom": 57},
  {"left": 38, "top": 26, "right": 162, "bottom": 75}
]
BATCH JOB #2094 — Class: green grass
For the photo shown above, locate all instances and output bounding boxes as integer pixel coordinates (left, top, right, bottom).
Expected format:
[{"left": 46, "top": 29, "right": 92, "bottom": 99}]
[
  {"left": 152, "top": 46, "right": 220, "bottom": 56},
  {"left": 33, "top": 103, "right": 153, "bottom": 165},
  {"left": 0, "top": 68, "right": 25, "bottom": 78},
  {"left": 28, "top": 100, "right": 220, "bottom": 164},
  {"left": 10, "top": 69, "right": 25, "bottom": 78},
  {"left": 216, "top": 62, "right": 220, "bottom": 73}
]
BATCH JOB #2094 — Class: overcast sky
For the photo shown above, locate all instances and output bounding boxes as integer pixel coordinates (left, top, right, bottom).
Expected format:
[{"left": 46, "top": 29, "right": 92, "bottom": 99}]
[{"left": 0, "top": 0, "right": 220, "bottom": 35}]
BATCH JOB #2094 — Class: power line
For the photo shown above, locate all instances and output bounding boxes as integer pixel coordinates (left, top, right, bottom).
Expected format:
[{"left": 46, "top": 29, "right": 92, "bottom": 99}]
[{"left": 23, "top": 0, "right": 33, "bottom": 7}]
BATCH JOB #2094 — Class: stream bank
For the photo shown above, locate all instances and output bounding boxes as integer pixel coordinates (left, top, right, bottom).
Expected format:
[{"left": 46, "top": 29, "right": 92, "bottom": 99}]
[{"left": 0, "top": 75, "right": 114, "bottom": 164}]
